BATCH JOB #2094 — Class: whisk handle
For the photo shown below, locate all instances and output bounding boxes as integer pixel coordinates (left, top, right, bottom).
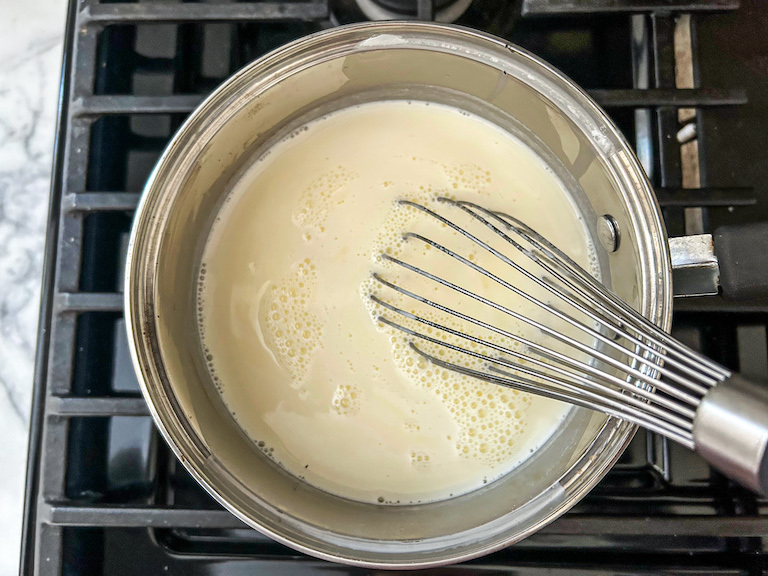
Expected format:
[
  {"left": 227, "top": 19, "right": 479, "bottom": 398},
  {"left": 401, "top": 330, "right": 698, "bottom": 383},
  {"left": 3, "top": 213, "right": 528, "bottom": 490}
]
[{"left": 693, "top": 374, "right": 768, "bottom": 495}]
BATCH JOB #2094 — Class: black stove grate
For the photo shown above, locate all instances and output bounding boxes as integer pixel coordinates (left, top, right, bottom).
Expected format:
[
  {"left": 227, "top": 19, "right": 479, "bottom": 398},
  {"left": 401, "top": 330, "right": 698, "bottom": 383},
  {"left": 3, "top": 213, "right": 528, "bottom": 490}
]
[{"left": 22, "top": 1, "right": 768, "bottom": 574}]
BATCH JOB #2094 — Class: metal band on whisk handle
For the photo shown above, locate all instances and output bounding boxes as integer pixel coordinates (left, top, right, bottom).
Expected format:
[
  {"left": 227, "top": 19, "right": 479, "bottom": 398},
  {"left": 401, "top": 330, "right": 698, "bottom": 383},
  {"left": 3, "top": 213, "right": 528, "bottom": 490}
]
[{"left": 371, "top": 198, "right": 768, "bottom": 494}]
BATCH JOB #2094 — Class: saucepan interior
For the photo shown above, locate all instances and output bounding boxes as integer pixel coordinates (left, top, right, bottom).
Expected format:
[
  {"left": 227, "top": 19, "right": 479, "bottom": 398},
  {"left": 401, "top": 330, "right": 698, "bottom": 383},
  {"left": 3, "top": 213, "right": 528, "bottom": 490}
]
[{"left": 125, "top": 22, "right": 672, "bottom": 568}]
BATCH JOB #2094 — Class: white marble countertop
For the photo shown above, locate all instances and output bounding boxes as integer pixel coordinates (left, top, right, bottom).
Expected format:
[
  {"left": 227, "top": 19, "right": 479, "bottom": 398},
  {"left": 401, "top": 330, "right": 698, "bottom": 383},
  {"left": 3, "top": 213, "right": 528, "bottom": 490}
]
[{"left": 0, "top": 0, "right": 67, "bottom": 573}]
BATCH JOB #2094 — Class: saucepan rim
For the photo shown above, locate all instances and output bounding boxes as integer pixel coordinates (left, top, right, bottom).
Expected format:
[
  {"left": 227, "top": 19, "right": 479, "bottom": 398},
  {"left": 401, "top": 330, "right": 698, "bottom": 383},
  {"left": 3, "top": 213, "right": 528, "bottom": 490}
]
[{"left": 125, "top": 21, "right": 672, "bottom": 568}]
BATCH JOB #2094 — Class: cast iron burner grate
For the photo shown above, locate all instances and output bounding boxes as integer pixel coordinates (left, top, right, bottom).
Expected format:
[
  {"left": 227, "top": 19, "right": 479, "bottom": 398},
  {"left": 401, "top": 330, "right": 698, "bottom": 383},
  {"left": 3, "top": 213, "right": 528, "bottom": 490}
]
[{"left": 21, "top": 0, "right": 768, "bottom": 574}]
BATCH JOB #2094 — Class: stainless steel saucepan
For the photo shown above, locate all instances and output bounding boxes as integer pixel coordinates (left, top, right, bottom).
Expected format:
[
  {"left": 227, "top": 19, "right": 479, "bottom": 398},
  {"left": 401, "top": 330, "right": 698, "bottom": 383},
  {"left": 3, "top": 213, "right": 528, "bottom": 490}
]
[{"left": 125, "top": 21, "right": 768, "bottom": 569}]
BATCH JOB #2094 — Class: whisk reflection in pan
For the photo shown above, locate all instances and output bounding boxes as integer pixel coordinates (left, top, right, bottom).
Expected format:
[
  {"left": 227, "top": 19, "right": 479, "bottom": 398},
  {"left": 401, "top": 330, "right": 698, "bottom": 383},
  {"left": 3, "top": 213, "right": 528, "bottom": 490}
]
[{"left": 371, "top": 197, "right": 768, "bottom": 494}]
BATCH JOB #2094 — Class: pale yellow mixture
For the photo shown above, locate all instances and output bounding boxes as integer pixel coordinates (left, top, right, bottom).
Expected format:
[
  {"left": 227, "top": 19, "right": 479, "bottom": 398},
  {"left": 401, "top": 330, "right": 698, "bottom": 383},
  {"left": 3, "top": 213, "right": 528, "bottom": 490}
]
[{"left": 198, "top": 100, "right": 595, "bottom": 504}]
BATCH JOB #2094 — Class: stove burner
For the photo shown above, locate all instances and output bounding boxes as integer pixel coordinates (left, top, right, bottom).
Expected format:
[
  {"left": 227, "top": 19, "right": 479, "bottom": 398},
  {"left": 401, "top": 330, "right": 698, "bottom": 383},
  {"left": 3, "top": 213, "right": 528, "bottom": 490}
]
[
  {"left": 23, "top": 1, "right": 767, "bottom": 574},
  {"left": 355, "top": 0, "right": 472, "bottom": 22}
]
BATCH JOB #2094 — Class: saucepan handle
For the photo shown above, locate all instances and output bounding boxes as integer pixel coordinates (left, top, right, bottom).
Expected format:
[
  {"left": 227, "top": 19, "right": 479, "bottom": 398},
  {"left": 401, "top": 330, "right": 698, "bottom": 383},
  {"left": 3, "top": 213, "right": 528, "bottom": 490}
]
[
  {"left": 693, "top": 374, "right": 768, "bottom": 495},
  {"left": 670, "top": 222, "right": 768, "bottom": 300}
]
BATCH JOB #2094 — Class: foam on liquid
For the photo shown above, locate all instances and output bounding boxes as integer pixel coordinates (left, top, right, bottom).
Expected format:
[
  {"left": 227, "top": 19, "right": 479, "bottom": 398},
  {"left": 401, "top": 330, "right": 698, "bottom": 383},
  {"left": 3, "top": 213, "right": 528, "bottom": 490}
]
[{"left": 198, "top": 100, "right": 597, "bottom": 504}]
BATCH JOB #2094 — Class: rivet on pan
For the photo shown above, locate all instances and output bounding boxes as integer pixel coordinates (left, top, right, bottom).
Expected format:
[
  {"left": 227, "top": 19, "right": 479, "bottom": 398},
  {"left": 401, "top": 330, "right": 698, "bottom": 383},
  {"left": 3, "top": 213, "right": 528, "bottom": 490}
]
[{"left": 597, "top": 215, "right": 620, "bottom": 253}]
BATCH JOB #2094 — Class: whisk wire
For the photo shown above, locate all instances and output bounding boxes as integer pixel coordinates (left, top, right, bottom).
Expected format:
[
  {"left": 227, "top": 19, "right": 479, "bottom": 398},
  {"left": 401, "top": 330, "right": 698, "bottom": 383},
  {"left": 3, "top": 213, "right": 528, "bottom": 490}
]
[
  {"left": 402, "top": 201, "right": 713, "bottom": 388},
  {"left": 372, "top": 293, "right": 696, "bottom": 435},
  {"left": 389, "top": 209, "right": 706, "bottom": 403},
  {"left": 461, "top": 202, "right": 724, "bottom": 385},
  {"left": 369, "top": 198, "right": 768, "bottom": 495},
  {"left": 406, "top": 339, "right": 695, "bottom": 447},
  {"left": 370, "top": 198, "right": 734, "bottom": 453},
  {"left": 398, "top": 231, "right": 711, "bottom": 399},
  {"left": 432, "top": 198, "right": 725, "bottom": 389},
  {"left": 464, "top": 200, "right": 729, "bottom": 382}
]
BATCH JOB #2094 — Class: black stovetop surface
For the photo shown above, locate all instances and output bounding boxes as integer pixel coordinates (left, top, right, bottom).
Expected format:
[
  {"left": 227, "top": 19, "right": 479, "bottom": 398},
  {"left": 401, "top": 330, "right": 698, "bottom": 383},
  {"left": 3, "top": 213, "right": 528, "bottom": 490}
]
[{"left": 21, "top": 0, "right": 768, "bottom": 574}]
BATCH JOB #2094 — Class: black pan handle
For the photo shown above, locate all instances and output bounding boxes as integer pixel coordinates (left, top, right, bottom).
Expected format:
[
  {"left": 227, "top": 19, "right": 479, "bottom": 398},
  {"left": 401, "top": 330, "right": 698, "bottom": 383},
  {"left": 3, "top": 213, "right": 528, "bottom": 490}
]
[{"left": 714, "top": 222, "right": 768, "bottom": 301}]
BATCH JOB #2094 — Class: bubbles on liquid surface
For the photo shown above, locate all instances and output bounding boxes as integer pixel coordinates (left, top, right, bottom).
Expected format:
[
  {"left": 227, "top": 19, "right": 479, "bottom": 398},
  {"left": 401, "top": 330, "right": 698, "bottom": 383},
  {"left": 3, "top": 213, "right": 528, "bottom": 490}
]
[
  {"left": 294, "top": 167, "right": 356, "bottom": 235},
  {"left": 262, "top": 259, "right": 323, "bottom": 388},
  {"left": 331, "top": 383, "right": 362, "bottom": 416},
  {"left": 410, "top": 450, "right": 431, "bottom": 468},
  {"left": 443, "top": 163, "right": 492, "bottom": 192}
]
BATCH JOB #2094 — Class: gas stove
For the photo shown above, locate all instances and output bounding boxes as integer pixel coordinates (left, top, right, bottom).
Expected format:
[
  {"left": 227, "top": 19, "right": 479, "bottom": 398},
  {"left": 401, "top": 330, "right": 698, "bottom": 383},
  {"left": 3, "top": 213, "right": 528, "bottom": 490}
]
[{"left": 21, "top": 1, "right": 768, "bottom": 574}]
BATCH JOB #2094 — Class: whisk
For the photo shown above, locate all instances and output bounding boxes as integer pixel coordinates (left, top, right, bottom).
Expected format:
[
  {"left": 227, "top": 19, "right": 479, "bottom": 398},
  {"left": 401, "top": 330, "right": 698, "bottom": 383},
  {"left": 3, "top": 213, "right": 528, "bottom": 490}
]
[{"left": 371, "top": 197, "right": 768, "bottom": 494}]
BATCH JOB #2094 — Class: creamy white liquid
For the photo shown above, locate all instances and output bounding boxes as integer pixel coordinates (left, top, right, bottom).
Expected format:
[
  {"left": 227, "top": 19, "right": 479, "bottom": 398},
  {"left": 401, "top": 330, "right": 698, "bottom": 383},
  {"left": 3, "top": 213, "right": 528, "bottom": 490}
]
[{"left": 198, "top": 100, "right": 595, "bottom": 504}]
